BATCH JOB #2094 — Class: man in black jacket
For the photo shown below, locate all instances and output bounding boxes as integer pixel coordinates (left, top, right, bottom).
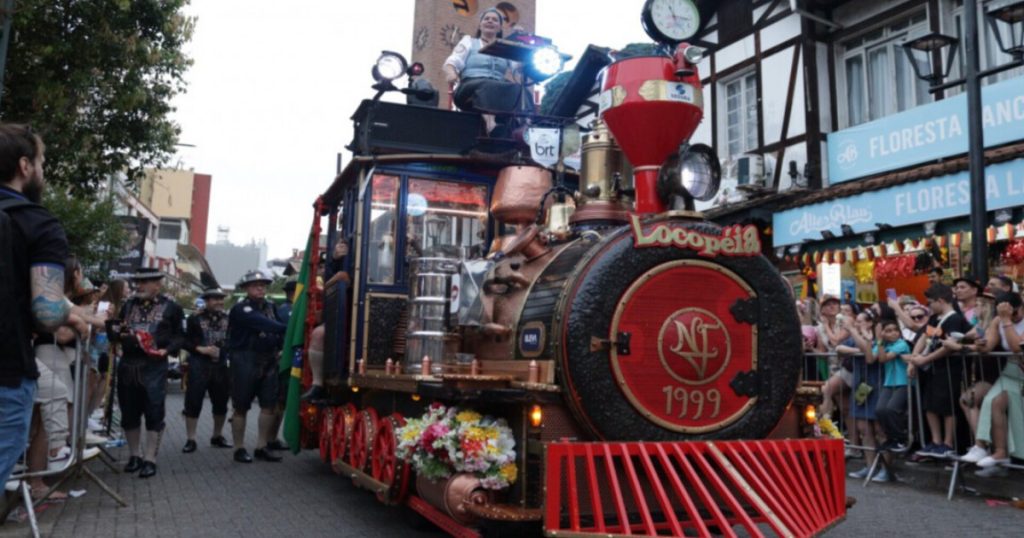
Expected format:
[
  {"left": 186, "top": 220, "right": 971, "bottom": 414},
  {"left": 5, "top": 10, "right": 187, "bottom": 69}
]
[
  {"left": 227, "top": 270, "right": 287, "bottom": 463},
  {"left": 182, "top": 287, "right": 232, "bottom": 453},
  {"left": 0, "top": 123, "right": 69, "bottom": 487},
  {"left": 109, "top": 268, "right": 185, "bottom": 478}
]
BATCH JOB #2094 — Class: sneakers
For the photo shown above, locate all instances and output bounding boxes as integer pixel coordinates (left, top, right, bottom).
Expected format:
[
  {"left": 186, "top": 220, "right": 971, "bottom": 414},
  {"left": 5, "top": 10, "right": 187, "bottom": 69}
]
[
  {"left": 844, "top": 447, "right": 864, "bottom": 459},
  {"left": 960, "top": 445, "right": 990, "bottom": 464},
  {"left": 88, "top": 417, "right": 104, "bottom": 432},
  {"left": 915, "top": 443, "right": 955, "bottom": 459},
  {"left": 871, "top": 468, "right": 893, "bottom": 482},
  {"left": 977, "top": 455, "right": 1010, "bottom": 468},
  {"left": 879, "top": 439, "right": 909, "bottom": 454},
  {"left": 85, "top": 432, "right": 109, "bottom": 445},
  {"left": 975, "top": 465, "right": 1010, "bottom": 478},
  {"left": 848, "top": 467, "right": 873, "bottom": 479}
]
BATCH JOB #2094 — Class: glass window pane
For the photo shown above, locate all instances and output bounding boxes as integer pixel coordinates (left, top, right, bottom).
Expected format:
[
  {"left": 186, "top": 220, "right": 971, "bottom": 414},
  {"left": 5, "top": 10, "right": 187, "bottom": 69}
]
[
  {"left": 406, "top": 179, "right": 489, "bottom": 260},
  {"left": 894, "top": 45, "right": 911, "bottom": 111},
  {"left": 845, "top": 55, "right": 865, "bottom": 126},
  {"left": 867, "top": 47, "right": 889, "bottom": 120},
  {"left": 367, "top": 174, "right": 399, "bottom": 285}
]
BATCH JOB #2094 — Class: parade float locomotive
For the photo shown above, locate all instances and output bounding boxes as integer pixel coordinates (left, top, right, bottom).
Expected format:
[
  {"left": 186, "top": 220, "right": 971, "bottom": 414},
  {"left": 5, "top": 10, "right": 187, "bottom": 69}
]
[{"left": 297, "top": 3, "right": 845, "bottom": 536}]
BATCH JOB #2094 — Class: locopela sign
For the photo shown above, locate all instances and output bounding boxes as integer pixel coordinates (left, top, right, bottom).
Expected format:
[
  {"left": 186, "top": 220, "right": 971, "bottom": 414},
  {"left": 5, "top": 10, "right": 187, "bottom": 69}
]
[
  {"left": 828, "top": 75, "right": 1024, "bottom": 184},
  {"left": 773, "top": 158, "right": 1024, "bottom": 246}
]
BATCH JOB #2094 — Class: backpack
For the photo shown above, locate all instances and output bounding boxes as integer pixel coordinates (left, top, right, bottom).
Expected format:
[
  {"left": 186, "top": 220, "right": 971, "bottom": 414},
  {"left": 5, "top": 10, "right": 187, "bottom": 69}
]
[{"left": 0, "top": 197, "right": 37, "bottom": 350}]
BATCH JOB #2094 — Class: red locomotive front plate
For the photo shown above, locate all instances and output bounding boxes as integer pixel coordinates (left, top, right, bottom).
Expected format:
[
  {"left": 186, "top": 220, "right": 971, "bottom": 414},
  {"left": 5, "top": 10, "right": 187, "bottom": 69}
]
[{"left": 610, "top": 260, "right": 757, "bottom": 434}]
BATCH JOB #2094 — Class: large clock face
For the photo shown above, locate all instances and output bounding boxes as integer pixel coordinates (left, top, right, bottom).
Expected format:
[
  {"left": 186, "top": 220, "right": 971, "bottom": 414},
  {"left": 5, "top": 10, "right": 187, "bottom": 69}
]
[
  {"left": 441, "top": 23, "right": 464, "bottom": 49},
  {"left": 643, "top": 0, "right": 701, "bottom": 44}
]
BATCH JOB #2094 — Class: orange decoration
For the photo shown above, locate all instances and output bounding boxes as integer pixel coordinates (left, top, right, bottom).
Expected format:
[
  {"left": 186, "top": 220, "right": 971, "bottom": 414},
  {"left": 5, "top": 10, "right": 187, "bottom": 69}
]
[
  {"left": 987, "top": 226, "right": 997, "bottom": 244},
  {"left": 951, "top": 232, "right": 962, "bottom": 248},
  {"left": 936, "top": 235, "right": 947, "bottom": 248}
]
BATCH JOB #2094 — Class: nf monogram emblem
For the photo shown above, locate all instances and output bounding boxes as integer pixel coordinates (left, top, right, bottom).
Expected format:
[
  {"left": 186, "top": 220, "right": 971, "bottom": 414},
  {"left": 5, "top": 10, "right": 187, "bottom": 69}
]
[{"left": 658, "top": 308, "right": 731, "bottom": 385}]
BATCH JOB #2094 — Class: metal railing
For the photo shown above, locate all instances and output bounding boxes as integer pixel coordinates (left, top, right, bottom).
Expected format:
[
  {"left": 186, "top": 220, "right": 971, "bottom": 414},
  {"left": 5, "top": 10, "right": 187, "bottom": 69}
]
[
  {"left": 803, "top": 349, "right": 1023, "bottom": 499},
  {"left": 4, "top": 333, "right": 126, "bottom": 537}
]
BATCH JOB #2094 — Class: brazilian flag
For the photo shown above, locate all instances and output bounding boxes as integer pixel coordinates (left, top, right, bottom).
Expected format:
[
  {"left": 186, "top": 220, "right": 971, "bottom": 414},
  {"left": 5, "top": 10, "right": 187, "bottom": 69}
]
[{"left": 280, "top": 234, "right": 312, "bottom": 454}]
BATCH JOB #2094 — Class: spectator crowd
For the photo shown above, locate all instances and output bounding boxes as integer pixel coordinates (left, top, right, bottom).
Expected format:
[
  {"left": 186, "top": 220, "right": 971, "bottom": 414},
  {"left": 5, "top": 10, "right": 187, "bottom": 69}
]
[{"left": 800, "top": 269, "right": 1024, "bottom": 482}]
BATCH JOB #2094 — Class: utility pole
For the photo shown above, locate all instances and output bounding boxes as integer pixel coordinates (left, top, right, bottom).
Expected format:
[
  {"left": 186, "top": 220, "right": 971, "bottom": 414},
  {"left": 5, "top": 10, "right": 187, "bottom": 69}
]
[
  {"left": 965, "top": 0, "right": 987, "bottom": 283},
  {"left": 0, "top": 0, "right": 15, "bottom": 111}
]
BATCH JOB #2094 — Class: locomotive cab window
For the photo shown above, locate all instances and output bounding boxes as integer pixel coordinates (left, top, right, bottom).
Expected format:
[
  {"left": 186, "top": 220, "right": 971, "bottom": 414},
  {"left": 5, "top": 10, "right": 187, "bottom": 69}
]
[
  {"left": 367, "top": 174, "right": 400, "bottom": 285},
  {"left": 405, "top": 178, "right": 489, "bottom": 260}
]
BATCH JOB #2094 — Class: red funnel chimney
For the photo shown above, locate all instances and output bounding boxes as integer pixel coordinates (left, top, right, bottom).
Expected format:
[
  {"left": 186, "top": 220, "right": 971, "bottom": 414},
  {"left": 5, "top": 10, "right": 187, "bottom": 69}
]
[{"left": 600, "top": 44, "right": 704, "bottom": 214}]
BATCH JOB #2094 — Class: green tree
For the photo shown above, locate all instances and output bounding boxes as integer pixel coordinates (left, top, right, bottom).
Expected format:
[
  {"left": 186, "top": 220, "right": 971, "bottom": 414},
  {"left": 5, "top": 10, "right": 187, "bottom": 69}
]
[
  {"left": 42, "top": 188, "right": 127, "bottom": 278},
  {"left": 1, "top": 0, "right": 194, "bottom": 194}
]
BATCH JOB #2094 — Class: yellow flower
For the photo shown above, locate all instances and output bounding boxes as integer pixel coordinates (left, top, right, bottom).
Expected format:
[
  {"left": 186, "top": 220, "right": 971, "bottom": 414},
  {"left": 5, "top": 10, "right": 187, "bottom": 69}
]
[
  {"left": 456, "top": 410, "right": 482, "bottom": 423},
  {"left": 465, "top": 426, "right": 488, "bottom": 442},
  {"left": 401, "top": 426, "right": 423, "bottom": 442},
  {"left": 500, "top": 463, "right": 518, "bottom": 483}
]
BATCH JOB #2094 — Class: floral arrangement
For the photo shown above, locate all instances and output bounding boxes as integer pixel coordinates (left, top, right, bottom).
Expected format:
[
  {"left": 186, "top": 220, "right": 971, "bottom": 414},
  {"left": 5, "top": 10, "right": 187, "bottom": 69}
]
[{"left": 396, "top": 403, "right": 518, "bottom": 490}]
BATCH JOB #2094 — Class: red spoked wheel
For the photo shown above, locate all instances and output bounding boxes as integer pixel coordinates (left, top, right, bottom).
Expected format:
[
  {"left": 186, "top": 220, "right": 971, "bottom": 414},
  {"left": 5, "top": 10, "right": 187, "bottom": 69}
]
[
  {"left": 331, "top": 401, "right": 360, "bottom": 469},
  {"left": 371, "top": 413, "right": 411, "bottom": 505},
  {"left": 348, "top": 407, "right": 378, "bottom": 472},
  {"left": 319, "top": 406, "right": 335, "bottom": 464}
]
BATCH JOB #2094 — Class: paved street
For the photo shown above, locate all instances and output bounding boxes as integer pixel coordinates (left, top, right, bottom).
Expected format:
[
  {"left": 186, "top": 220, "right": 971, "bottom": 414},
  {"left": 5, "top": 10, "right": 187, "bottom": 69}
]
[{"left": 3, "top": 388, "right": 1022, "bottom": 537}]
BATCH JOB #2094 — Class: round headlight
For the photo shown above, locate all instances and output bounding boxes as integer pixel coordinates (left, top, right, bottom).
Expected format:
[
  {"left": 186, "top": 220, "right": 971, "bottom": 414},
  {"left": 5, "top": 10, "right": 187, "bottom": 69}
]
[
  {"left": 679, "top": 144, "right": 721, "bottom": 201},
  {"left": 656, "top": 144, "right": 722, "bottom": 207},
  {"left": 374, "top": 52, "right": 408, "bottom": 81},
  {"left": 531, "top": 46, "right": 563, "bottom": 79}
]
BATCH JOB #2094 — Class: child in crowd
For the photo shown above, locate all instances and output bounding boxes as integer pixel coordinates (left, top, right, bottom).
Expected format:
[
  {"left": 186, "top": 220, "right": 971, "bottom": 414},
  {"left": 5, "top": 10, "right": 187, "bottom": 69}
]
[{"left": 875, "top": 319, "right": 912, "bottom": 460}]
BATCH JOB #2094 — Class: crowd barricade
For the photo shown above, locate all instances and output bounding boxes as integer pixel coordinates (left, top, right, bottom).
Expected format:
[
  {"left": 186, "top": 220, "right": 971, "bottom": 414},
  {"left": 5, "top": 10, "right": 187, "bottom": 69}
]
[
  {"left": 802, "top": 349, "right": 1024, "bottom": 499},
  {"left": 5, "top": 334, "right": 125, "bottom": 537}
]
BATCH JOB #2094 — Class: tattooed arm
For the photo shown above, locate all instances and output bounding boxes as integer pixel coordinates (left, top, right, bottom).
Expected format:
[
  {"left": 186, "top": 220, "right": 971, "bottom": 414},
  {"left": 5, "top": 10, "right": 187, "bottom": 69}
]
[{"left": 30, "top": 264, "right": 71, "bottom": 332}]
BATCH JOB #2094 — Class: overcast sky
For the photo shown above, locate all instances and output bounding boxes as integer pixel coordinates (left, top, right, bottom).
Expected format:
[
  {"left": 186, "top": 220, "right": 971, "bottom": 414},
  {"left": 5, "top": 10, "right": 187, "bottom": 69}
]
[{"left": 172, "top": 0, "right": 652, "bottom": 259}]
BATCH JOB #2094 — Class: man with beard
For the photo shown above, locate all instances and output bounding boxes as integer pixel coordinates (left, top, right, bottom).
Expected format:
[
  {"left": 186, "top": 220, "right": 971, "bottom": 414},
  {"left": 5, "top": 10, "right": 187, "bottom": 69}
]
[
  {"left": 227, "top": 270, "right": 287, "bottom": 463},
  {"left": 0, "top": 123, "right": 70, "bottom": 487},
  {"left": 182, "top": 288, "right": 232, "bottom": 453},
  {"left": 108, "top": 268, "right": 185, "bottom": 478}
]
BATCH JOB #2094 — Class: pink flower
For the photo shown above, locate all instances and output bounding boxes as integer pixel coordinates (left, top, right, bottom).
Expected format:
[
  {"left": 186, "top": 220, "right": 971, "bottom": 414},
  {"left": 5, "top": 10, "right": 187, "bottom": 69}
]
[{"left": 420, "top": 422, "right": 449, "bottom": 454}]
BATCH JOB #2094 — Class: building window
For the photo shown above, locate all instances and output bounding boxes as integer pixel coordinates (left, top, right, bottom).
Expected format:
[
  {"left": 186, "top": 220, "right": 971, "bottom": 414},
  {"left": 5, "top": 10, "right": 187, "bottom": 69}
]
[
  {"left": 949, "top": 0, "right": 1024, "bottom": 90},
  {"left": 158, "top": 221, "right": 180, "bottom": 240},
  {"left": 841, "top": 12, "right": 932, "bottom": 127},
  {"left": 723, "top": 71, "right": 758, "bottom": 157}
]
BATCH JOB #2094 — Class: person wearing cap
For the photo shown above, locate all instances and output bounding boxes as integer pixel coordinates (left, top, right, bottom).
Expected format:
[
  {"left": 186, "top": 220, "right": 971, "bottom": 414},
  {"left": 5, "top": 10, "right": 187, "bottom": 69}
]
[
  {"left": 953, "top": 276, "right": 988, "bottom": 328},
  {"left": 907, "top": 283, "right": 972, "bottom": 459},
  {"left": 107, "top": 267, "right": 185, "bottom": 478},
  {"left": 960, "top": 291, "right": 1024, "bottom": 476},
  {"left": 442, "top": 8, "right": 527, "bottom": 133},
  {"left": 227, "top": 270, "right": 287, "bottom": 463},
  {"left": 182, "top": 288, "right": 232, "bottom": 453}
]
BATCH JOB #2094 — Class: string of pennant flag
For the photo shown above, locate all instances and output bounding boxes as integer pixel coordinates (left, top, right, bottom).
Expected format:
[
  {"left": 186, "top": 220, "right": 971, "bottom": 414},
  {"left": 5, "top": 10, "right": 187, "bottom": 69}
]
[{"left": 782, "top": 222, "right": 1024, "bottom": 267}]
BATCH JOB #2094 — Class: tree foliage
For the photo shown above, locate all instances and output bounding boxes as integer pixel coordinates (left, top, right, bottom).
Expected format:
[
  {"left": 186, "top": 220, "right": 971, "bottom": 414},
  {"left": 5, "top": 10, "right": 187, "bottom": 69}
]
[
  {"left": 1, "top": 0, "right": 194, "bottom": 194},
  {"left": 42, "top": 188, "right": 127, "bottom": 278}
]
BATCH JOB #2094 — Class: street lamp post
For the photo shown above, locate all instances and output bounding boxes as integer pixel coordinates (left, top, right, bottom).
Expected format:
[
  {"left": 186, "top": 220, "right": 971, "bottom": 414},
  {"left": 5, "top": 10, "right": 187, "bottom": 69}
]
[
  {"left": 902, "top": 0, "right": 1024, "bottom": 283},
  {"left": 965, "top": 0, "right": 987, "bottom": 283}
]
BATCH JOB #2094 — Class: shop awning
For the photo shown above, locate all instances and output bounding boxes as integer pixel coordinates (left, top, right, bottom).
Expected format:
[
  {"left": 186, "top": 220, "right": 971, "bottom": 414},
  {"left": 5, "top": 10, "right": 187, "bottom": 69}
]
[{"left": 772, "top": 142, "right": 1024, "bottom": 247}]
